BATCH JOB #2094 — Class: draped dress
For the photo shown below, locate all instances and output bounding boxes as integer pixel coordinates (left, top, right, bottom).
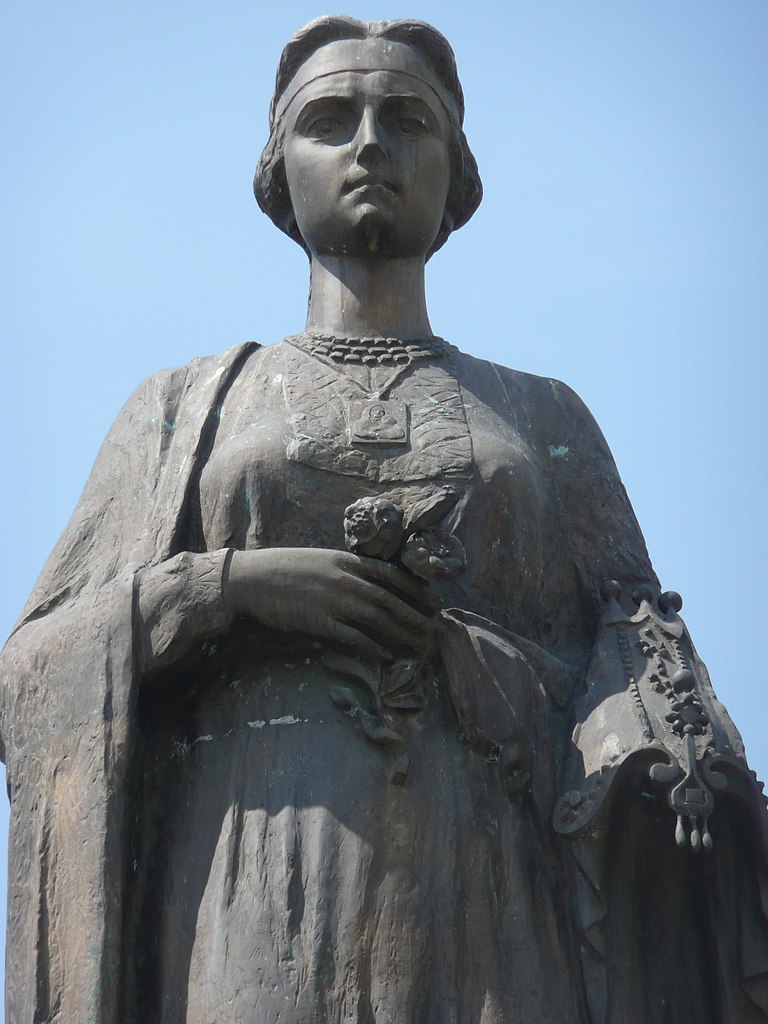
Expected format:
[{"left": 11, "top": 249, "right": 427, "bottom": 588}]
[
  {"left": 123, "top": 337, "right": 654, "bottom": 1024},
  {"left": 5, "top": 336, "right": 767, "bottom": 1024}
]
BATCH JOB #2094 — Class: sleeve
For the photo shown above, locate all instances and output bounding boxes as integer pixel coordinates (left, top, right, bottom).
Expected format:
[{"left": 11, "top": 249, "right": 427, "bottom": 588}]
[
  {"left": 0, "top": 362, "right": 190, "bottom": 757},
  {"left": 515, "top": 372, "right": 658, "bottom": 669},
  {"left": 524, "top": 375, "right": 768, "bottom": 1023},
  {"left": 136, "top": 547, "right": 236, "bottom": 675}
]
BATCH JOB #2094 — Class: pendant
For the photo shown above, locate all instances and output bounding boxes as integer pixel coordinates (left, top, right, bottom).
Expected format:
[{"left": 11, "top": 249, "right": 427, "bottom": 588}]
[{"left": 348, "top": 399, "right": 409, "bottom": 445}]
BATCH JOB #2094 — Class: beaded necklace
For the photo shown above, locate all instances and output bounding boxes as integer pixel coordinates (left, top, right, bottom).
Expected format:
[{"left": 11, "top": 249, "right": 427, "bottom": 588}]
[
  {"left": 286, "top": 332, "right": 453, "bottom": 447},
  {"left": 289, "top": 331, "right": 450, "bottom": 366}
]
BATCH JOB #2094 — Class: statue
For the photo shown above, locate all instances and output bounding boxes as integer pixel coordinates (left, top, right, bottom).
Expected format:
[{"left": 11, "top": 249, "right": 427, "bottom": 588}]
[{"left": 1, "top": 15, "right": 767, "bottom": 1024}]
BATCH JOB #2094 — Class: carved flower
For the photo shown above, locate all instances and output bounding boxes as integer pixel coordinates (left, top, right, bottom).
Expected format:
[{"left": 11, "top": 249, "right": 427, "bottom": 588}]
[
  {"left": 344, "top": 497, "right": 404, "bottom": 560},
  {"left": 401, "top": 528, "right": 466, "bottom": 582}
]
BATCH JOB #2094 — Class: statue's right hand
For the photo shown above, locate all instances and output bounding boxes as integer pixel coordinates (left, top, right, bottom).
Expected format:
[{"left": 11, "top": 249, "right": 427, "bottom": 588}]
[{"left": 226, "top": 547, "right": 437, "bottom": 661}]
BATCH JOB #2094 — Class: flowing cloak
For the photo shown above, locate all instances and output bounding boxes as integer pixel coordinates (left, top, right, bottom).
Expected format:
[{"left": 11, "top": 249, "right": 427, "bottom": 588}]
[
  {"left": 1, "top": 339, "right": 767, "bottom": 1023},
  {"left": 0, "top": 343, "right": 255, "bottom": 1023}
]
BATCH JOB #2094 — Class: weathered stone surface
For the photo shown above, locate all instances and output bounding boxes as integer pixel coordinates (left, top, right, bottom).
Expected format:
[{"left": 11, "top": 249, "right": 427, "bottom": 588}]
[{"left": 2, "top": 16, "right": 767, "bottom": 1024}]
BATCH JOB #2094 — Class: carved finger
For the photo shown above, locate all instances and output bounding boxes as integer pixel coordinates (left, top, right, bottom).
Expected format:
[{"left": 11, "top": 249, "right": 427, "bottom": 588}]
[
  {"left": 345, "top": 600, "right": 433, "bottom": 652},
  {"left": 329, "top": 621, "right": 394, "bottom": 661},
  {"left": 352, "top": 557, "right": 439, "bottom": 611},
  {"left": 350, "top": 577, "right": 436, "bottom": 632}
]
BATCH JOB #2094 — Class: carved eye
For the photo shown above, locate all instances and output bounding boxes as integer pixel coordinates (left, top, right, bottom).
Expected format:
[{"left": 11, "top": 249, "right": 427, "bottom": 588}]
[
  {"left": 397, "top": 117, "right": 428, "bottom": 137},
  {"left": 308, "top": 116, "right": 344, "bottom": 139}
]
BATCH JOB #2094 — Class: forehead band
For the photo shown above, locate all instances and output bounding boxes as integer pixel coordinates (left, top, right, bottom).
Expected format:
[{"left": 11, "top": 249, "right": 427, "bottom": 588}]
[{"left": 271, "top": 43, "right": 461, "bottom": 129}]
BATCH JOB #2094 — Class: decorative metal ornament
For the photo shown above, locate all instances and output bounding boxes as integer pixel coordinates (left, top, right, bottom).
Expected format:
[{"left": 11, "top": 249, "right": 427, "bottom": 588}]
[
  {"left": 554, "top": 581, "right": 762, "bottom": 853},
  {"left": 347, "top": 398, "right": 409, "bottom": 445},
  {"left": 281, "top": 341, "right": 473, "bottom": 483}
]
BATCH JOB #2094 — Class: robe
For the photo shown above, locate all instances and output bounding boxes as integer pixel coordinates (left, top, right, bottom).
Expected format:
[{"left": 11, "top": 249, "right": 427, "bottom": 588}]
[{"left": 1, "top": 339, "right": 766, "bottom": 1023}]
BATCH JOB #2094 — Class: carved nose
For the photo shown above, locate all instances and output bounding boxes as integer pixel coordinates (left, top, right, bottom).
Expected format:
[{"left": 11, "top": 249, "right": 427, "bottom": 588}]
[{"left": 353, "top": 108, "right": 385, "bottom": 166}]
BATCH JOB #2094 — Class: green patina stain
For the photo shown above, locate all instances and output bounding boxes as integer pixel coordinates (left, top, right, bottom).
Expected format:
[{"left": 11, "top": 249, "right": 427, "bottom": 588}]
[
  {"left": 548, "top": 444, "right": 569, "bottom": 459},
  {"left": 172, "top": 738, "right": 192, "bottom": 758}
]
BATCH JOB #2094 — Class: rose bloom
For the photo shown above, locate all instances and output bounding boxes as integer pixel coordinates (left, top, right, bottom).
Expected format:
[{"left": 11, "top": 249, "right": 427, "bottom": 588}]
[
  {"left": 401, "top": 528, "right": 466, "bottom": 582},
  {"left": 343, "top": 497, "right": 404, "bottom": 560}
]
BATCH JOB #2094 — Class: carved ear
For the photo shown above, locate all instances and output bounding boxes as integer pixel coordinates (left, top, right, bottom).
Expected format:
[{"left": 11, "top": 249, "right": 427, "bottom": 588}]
[{"left": 403, "top": 484, "right": 461, "bottom": 535}]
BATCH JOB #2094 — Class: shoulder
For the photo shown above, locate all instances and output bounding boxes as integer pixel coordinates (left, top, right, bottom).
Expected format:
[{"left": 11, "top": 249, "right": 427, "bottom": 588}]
[
  {"left": 111, "top": 341, "right": 261, "bottom": 432},
  {"left": 133, "top": 340, "right": 261, "bottom": 401},
  {"left": 480, "top": 355, "right": 593, "bottom": 420},
  {"left": 451, "top": 348, "right": 606, "bottom": 454}
]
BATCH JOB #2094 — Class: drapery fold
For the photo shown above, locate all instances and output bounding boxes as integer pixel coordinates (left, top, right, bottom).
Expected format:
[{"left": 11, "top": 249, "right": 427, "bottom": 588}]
[
  {"left": 0, "top": 343, "right": 255, "bottom": 1023},
  {"left": 2, "top": 339, "right": 766, "bottom": 1023}
]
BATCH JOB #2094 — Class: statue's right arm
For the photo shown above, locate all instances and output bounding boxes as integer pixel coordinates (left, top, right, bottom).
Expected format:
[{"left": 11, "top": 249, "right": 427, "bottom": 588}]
[
  {"left": 0, "top": 355, "right": 232, "bottom": 761},
  {"left": 0, "top": 347, "right": 435, "bottom": 757},
  {"left": 137, "top": 546, "right": 436, "bottom": 678}
]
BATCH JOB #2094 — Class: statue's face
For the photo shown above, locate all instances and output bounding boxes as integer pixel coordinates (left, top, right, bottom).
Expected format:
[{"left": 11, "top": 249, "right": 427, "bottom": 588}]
[{"left": 282, "top": 41, "right": 451, "bottom": 260}]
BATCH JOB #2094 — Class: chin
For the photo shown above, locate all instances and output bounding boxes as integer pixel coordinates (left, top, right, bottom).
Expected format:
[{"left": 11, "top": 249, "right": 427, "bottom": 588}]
[
  {"left": 306, "top": 212, "right": 431, "bottom": 260},
  {"left": 315, "top": 211, "right": 396, "bottom": 259}
]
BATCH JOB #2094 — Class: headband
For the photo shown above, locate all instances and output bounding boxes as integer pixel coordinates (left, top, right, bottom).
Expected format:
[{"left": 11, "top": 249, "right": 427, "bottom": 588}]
[{"left": 272, "top": 38, "right": 461, "bottom": 128}]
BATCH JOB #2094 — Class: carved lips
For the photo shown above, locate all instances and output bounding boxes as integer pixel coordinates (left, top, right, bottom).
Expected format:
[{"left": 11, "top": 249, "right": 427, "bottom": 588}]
[{"left": 342, "top": 174, "right": 398, "bottom": 200}]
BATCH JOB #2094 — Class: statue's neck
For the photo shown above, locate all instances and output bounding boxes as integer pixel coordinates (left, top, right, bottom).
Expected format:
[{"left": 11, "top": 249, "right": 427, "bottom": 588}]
[{"left": 305, "top": 255, "right": 434, "bottom": 339}]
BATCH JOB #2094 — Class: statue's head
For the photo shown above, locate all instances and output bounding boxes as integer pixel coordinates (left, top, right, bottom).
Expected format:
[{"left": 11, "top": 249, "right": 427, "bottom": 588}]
[{"left": 254, "top": 16, "right": 482, "bottom": 260}]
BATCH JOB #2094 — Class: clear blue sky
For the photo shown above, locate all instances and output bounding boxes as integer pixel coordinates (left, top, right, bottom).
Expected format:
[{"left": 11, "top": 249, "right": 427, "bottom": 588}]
[{"left": 1, "top": 1, "right": 767, "bottom": 1012}]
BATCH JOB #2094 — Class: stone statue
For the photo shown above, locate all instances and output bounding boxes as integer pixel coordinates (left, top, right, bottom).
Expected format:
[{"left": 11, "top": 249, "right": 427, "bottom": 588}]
[{"left": 1, "top": 15, "right": 767, "bottom": 1024}]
